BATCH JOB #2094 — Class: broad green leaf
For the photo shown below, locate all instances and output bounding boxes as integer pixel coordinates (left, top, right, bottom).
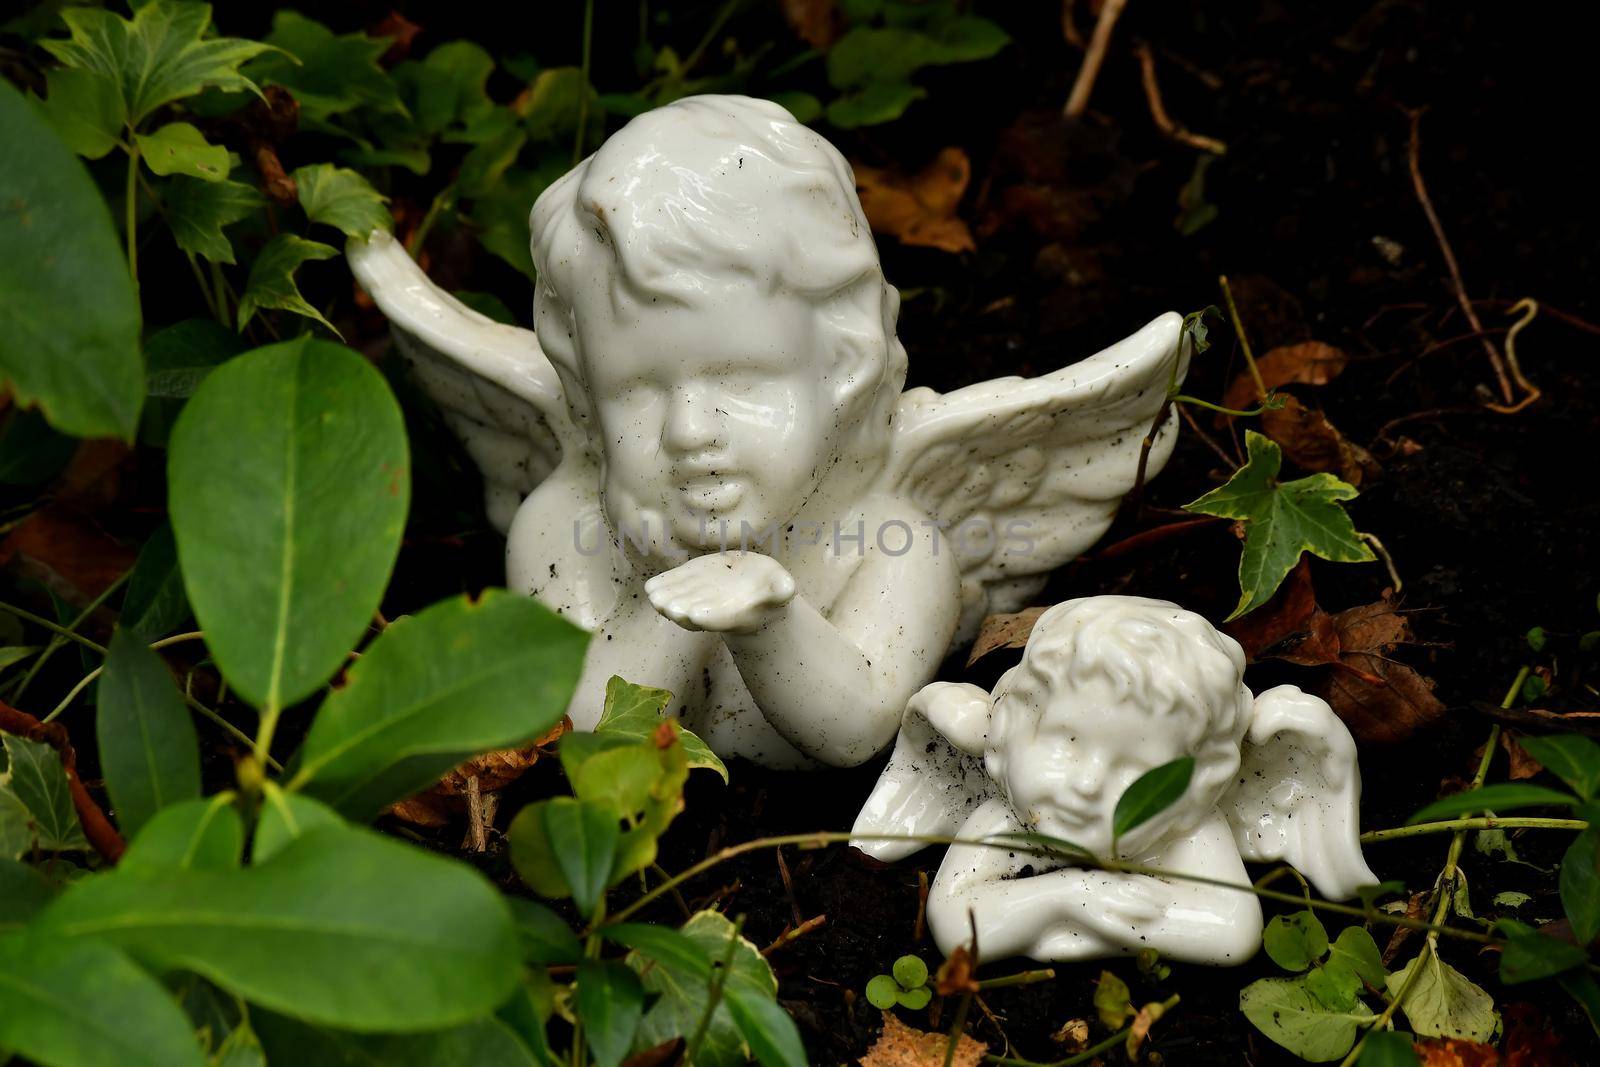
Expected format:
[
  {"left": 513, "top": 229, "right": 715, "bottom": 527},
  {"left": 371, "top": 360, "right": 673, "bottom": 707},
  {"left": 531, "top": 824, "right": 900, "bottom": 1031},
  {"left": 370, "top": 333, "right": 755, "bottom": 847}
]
[
  {"left": 765, "top": 91, "right": 822, "bottom": 125},
  {"left": 470, "top": 163, "right": 564, "bottom": 280},
  {"left": 96, "top": 626, "right": 201, "bottom": 836},
  {"left": 497, "top": 973, "right": 561, "bottom": 1067},
  {"left": 0, "top": 645, "right": 39, "bottom": 673},
  {"left": 596, "top": 675, "right": 727, "bottom": 782},
  {"left": 1560, "top": 826, "right": 1600, "bottom": 945},
  {"left": 396, "top": 41, "right": 495, "bottom": 137},
  {"left": 518, "top": 67, "right": 601, "bottom": 144},
  {"left": 236, "top": 234, "right": 340, "bottom": 333},
  {"left": 1356, "top": 1030, "right": 1419, "bottom": 1066},
  {"left": 118, "top": 794, "right": 243, "bottom": 872},
  {"left": 0, "top": 79, "right": 142, "bottom": 439},
  {"left": 136, "top": 121, "right": 228, "bottom": 181},
  {"left": 0, "top": 409, "right": 75, "bottom": 484},
  {"left": 1323, "top": 926, "right": 1386, "bottom": 994},
  {"left": 724, "top": 988, "right": 807, "bottom": 1067},
  {"left": 291, "top": 591, "right": 587, "bottom": 820},
  {"left": 40, "top": 823, "right": 520, "bottom": 1031},
  {"left": 140, "top": 317, "right": 248, "bottom": 447},
  {"left": 39, "top": 67, "right": 124, "bottom": 158},
  {"left": 168, "top": 337, "right": 409, "bottom": 711},
  {"left": 2, "top": 734, "right": 89, "bottom": 851},
  {"left": 624, "top": 911, "right": 780, "bottom": 1067},
  {"left": 0, "top": 930, "right": 206, "bottom": 1067},
  {"left": 1240, "top": 975, "right": 1374, "bottom": 1061},
  {"left": 827, "top": 28, "right": 941, "bottom": 88},
  {"left": 248, "top": 12, "right": 400, "bottom": 122},
  {"left": 577, "top": 960, "right": 644, "bottom": 1067},
  {"left": 122, "top": 522, "right": 192, "bottom": 638},
  {"left": 163, "top": 176, "right": 265, "bottom": 264},
  {"left": 457, "top": 122, "right": 528, "bottom": 200},
  {"left": 560, "top": 728, "right": 688, "bottom": 884},
  {"left": 1385, "top": 951, "right": 1498, "bottom": 1042},
  {"left": 294, "top": 164, "right": 391, "bottom": 238},
  {"left": 255, "top": 1011, "right": 538, "bottom": 1067},
  {"left": 0, "top": 858, "right": 55, "bottom": 930},
  {"left": 826, "top": 83, "right": 927, "bottom": 128},
  {"left": 252, "top": 785, "right": 342, "bottom": 864},
  {"left": 1111, "top": 756, "right": 1194, "bottom": 843},
  {"left": 41, "top": 1, "right": 273, "bottom": 127},
  {"left": 1518, "top": 734, "right": 1600, "bottom": 800},
  {"left": 543, "top": 797, "right": 619, "bottom": 919},
  {"left": 0, "top": 784, "right": 34, "bottom": 859},
  {"left": 507, "top": 897, "right": 582, "bottom": 965},
  {"left": 506, "top": 800, "right": 574, "bottom": 901},
  {"left": 1184, "top": 431, "right": 1376, "bottom": 620},
  {"left": 1496, "top": 918, "right": 1588, "bottom": 983},
  {"left": 1407, "top": 782, "right": 1579, "bottom": 823},
  {"left": 1263, "top": 910, "right": 1329, "bottom": 972}
]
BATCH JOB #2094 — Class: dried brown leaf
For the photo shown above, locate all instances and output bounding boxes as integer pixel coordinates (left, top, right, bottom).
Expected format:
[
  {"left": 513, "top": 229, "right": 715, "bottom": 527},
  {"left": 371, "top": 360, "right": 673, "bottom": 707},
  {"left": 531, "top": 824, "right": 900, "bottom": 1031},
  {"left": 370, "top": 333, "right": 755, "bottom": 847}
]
[
  {"left": 1321, "top": 652, "right": 1447, "bottom": 745},
  {"left": 935, "top": 945, "right": 979, "bottom": 997},
  {"left": 1414, "top": 1037, "right": 1500, "bottom": 1066},
  {"left": 854, "top": 148, "right": 977, "bottom": 254},
  {"left": 780, "top": 0, "right": 841, "bottom": 48},
  {"left": 860, "top": 1012, "right": 987, "bottom": 1067},
  {"left": 1126, "top": 998, "right": 1170, "bottom": 1059},
  {"left": 1225, "top": 559, "right": 1317, "bottom": 661},
  {"left": 0, "top": 502, "right": 137, "bottom": 607},
  {"left": 1221, "top": 341, "right": 1348, "bottom": 413},
  {"left": 966, "top": 606, "right": 1047, "bottom": 665},
  {"left": 1499, "top": 731, "right": 1543, "bottom": 781},
  {"left": 1049, "top": 1018, "right": 1089, "bottom": 1051},
  {"left": 1260, "top": 395, "right": 1379, "bottom": 486},
  {"left": 385, "top": 718, "right": 569, "bottom": 827},
  {"left": 1502, "top": 1002, "right": 1571, "bottom": 1066}
]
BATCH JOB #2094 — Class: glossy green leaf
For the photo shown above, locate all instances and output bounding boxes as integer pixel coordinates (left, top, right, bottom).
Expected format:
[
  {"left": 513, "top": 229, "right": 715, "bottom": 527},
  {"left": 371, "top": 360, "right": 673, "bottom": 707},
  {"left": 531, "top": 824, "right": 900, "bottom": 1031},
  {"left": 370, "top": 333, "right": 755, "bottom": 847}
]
[
  {"left": 893, "top": 954, "right": 928, "bottom": 989},
  {"left": 40, "top": 823, "right": 520, "bottom": 1031},
  {"left": 1356, "top": 1029, "right": 1420, "bottom": 1066},
  {"left": 1560, "top": 826, "right": 1600, "bottom": 945},
  {"left": 1384, "top": 951, "right": 1498, "bottom": 1042},
  {"left": 561, "top": 728, "right": 688, "bottom": 885},
  {"left": 826, "top": 83, "right": 927, "bottom": 128},
  {"left": 38, "top": 66, "right": 124, "bottom": 159},
  {"left": 254, "top": 1011, "right": 538, "bottom": 1067},
  {"left": 1407, "top": 782, "right": 1579, "bottom": 824},
  {"left": 2, "top": 733, "right": 89, "bottom": 851},
  {"left": 248, "top": 12, "right": 400, "bottom": 121},
  {"left": 136, "top": 121, "right": 228, "bottom": 181},
  {"left": 0, "top": 930, "right": 207, "bottom": 1067},
  {"left": 96, "top": 626, "right": 201, "bottom": 836},
  {"left": 294, "top": 164, "right": 391, "bottom": 238},
  {"left": 1111, "top": 756, "right": 1194, "bottom": 842},
  {"left": 41, "top": 1, "right": 273, "bottom": 127},
  {"left": 596, "top": 675, "right": 727, "bottom": 782},
  {"left": 1518, "top": 734, "right": 1600, "bottom": 800},
  {"left": 1263, "top": 910, "right": 1329, "bottom": 972},
  {"left": 506, "top": 800, "right": 573, "bottom": 901},
  {"left": 1184, "top": 431, "right": 1376, "bottom": 620},
  {"left": 1240, "top": 975, "right": 1374, "bottom": 1061},
  {"left": 0, "top": 79, "right": 142, "bottom": 439},
  {"left": 118, "top": 794, "right": 243, "bottom": 873},
  {"left": 518, "top": 67, "right": 601, "bottom": 143},
  {"left": 163, "top": 177, "right": 265, "bottom": 265},
  {"left": 397, "top": 41, "right": 495, "bottom": 137},
  {"left": 236, "top": 234, "right": 340, "bottom": 333},
  {"left": 168, "top": 337, "right": 409, "bottom": 711},
  {"left": 542, "top": 797, "right": 619, "bottom": 918},
  {"left": 1496, "top": 918, "right": 1588, "bottom": 984},
  {"left": 0, "top": 858, "right": 55, "bottom": 931},
  {"left": 457, "top": 122, "right": 529, "bottom": 200},
  {"left": 725, "top": 987, "right": 808, "bottom": 1067},
  {"left": 122, "top": 522, "right": 192, "bottom": 638},
  {"left": 291, "top": 591, "right": 587, "bottom": 820},
  {"left": 577, "top": 960, "right": 644, "bottom": 1067},
  {"left": 507, "top": 897, "right": 582, "bottom": 965},
  {"left": 251, "top": 785, "right": 341, "bottom": 864},
  {"left": 1323, "top": 926, "right": 1386, "bottom": 996}
]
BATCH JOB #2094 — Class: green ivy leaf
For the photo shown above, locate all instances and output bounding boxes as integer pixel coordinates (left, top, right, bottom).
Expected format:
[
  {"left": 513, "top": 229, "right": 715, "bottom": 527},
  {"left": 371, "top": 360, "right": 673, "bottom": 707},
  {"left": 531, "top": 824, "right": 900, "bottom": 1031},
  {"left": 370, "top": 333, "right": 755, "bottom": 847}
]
[
  {"left": 38, "top": 66, "right": 124, "bottom": 158},
  {"left": 2, "top": 733, "right": 89, "bottom": 851},
  {"left": 1111, "top": 756, "right": 1194, "bottom": 844},
  {"left": 39, "top": 822, "right": 521, "bottom": 1031},
  {"left": 291, "top": 591, "right": 587, "bottom": 820},
  {"left": 826, "top": 82, "right": 927, "bottom": 128},
  {"left": 0, "top": 783, "right": 34, "bottom": 859},
  {"left": 1240, "top": 975, "right": 1375, "bottom": 1060},
  {"left": 577, "top": 960, "right": 645, "bottom": 1067},
  {"left": 163, "top": 176, "right": 266, "bottom": 264},
  {"left": 457, "top": 121, "right": 529, "bottom": 200},
  {"left": 136, "top": 121, "right": 229, "bottom": 180},
  {"left": 236, "top": 234, "right": 340, "bottom": 334},
  {"left": 95, "top": 626, "right": 202, "bottom": 837},
  {"left": 41, "top": 1, "right": 273, "bottom": 128},
  {"left": 118, "top": 794, "right": 243, "bottom": 873},
  {"left": 1384, "top": 951, "right": 1498, "bottom": 1042},
  {"left": 1263, "top": 910, "right": 1329, "bottom": 972},
  {"left": 168, "top": 337, "right": 409, "bottom": 712},
  {"left": 248, "top": 12, "right": 400, "bottom": 122},
  {"left": 396, "top": 41, "right": 496, "bottom": 138},
  {"left": 1560, "top": 826, "right": 1600, "bottom": 945},
  {"left": 469, "top": 164, "right": 562, "bottom": 280},
  {"left": 1517, "top": 734, "right": 1600, "bottom": 800},
  {"left": 294, "top": 164, "right": 391, "bottom": 238},
  {"left": 1184, "top": 431, "right": 1376, "bottom": 620},
  {"left": 560, "top": 729, "right": 688, "bottom": 885},
  {"left": 0, "top": 79, "right": 143, "bottom": 439},
  {"left": 518, "top": 67, "right": 601, "bottom": 143},
  {"left": 1407, "top": 782, "right": 1579, "bottom": 824},
  {"left": 596, "top": 675, "right": 728, "bottom": 782},
  {"left": 0, "top": 931, "right": 207, "bottom": 1067}
]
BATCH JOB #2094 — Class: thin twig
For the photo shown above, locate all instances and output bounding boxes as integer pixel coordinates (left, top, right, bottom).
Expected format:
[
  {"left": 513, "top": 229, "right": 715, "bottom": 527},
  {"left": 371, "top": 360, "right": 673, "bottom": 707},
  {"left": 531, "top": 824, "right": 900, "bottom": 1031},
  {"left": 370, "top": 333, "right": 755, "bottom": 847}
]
[
  {"left": 1219, "top": 275, "right": 1268, "bottom": 400},
  {"left": 1133, "top": 42, "right": 1226, "bottom": 153},
  {"left": 1359, "top": 533, "right": 1402, "bottom": 592},
  {"left": 1363, "top": 816, "right": 1586, "bottom": 843},
  {"left": 762, "top": 914, "right": 826, "bottom": 956},
  {"left": 1063, "top": 0, "right": 1127, "bottom": 119},
  {"left": 775, "top": 847, "right": 803, "bottom": 926},
  {"left": 10, "top": 573, "right": 129, "bottom": 703},
  {"left": 1483, "top": 298, "right": 1542, "bottom": 414},
  {"left": 914, "top": 868, "right": 931, "bottom": 941}
]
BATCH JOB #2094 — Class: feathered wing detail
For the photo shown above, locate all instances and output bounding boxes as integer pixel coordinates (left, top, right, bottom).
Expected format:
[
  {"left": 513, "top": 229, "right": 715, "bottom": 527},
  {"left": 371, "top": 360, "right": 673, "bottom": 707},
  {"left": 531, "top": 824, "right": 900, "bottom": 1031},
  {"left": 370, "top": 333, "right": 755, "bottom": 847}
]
[
  {"left": 1224, "top": 684, "right": 1378, "bottom": 900},
  {"left": 885, "top": 313, "right": 1189, "bottom": 643},
  {"left": 346, "top": 230, "right": 583, "bottom": 534},
  {"left": 851, "top": 682, "right": 998, "bottom": 862}
]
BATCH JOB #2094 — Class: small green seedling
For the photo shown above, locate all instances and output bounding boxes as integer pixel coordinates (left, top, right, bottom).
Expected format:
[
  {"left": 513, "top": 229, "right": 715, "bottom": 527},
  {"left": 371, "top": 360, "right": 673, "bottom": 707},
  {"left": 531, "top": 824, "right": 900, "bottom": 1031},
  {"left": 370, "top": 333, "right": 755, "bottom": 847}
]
[{"left": 865, "top": 955, "right": 932, "bottom": 1011}]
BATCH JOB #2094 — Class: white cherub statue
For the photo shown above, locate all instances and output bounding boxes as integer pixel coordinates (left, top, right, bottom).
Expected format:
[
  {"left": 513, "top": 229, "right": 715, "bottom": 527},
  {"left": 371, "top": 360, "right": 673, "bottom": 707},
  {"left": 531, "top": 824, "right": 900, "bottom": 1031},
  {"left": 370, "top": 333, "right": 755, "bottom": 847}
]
[
  {"left": 348, "top": 95, "right": 1190, "bottom": 769},
  {"left": 851, "top": 596, "right": 1378, "bottom": 965}
]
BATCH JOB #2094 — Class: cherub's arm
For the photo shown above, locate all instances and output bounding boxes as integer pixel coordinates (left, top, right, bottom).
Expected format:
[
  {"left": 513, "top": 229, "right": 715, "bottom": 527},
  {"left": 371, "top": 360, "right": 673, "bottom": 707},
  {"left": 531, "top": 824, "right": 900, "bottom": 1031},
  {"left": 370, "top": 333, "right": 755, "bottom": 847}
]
[
  {"left": 930, "top": 806, "right": 1264, "bottom": 965},
  {"left": 645, "top": 522, "right": 960, "bottom": 766}
]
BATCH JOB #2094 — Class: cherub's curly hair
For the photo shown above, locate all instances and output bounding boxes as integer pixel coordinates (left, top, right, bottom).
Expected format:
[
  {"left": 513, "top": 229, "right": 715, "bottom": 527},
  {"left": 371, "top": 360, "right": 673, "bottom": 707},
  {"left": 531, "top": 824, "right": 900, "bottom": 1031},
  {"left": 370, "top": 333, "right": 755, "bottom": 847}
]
[{"left": 527, "top": 95, "right": 907, "bottom": 458}]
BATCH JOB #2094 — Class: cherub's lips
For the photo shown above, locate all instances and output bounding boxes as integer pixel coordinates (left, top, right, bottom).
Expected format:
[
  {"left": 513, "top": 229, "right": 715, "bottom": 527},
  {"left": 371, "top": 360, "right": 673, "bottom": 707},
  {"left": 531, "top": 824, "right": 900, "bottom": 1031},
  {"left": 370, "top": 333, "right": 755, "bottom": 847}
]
[{"left": 676, "top": 474, "right": 744, "bottom": 512}]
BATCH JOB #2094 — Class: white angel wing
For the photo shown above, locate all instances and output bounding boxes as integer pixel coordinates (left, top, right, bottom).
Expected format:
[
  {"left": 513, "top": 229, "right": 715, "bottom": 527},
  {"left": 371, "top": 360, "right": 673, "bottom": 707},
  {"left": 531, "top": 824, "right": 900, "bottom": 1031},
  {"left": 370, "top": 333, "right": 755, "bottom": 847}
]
[
  {"left": 1224, "top": 684, "right": 1378, "bottom": 901},
  {"left": 886, "top": 312, "right": 1189, "bottom": 643},
  {"left": 851, "top": 682, "right": 998, "bottom": 862},
  {"left": 346, "top": 230, "right": 581, "bottom": 534}
]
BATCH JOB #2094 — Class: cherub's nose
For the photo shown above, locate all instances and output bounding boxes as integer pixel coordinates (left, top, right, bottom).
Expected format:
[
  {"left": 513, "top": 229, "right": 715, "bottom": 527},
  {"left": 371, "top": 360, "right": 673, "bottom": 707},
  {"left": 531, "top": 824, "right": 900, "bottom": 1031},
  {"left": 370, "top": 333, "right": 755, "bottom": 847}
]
[
  {"left": 663, "top": 386, "right": 722, "bottom": 453},
  {"left": 1068, "top": 765, "right": 1104, "bottom": 800}
]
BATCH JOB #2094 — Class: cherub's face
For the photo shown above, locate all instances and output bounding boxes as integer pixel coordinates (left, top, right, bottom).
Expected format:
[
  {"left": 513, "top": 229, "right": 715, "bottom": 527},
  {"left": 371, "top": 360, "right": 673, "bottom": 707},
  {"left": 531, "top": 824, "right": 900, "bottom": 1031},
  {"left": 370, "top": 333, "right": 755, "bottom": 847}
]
[
  {"left": 579, "top": 287, "right": 835, "bottom": 556},
  {"left": 988, "top": 694, "right": 1200, "bottom": 858}
]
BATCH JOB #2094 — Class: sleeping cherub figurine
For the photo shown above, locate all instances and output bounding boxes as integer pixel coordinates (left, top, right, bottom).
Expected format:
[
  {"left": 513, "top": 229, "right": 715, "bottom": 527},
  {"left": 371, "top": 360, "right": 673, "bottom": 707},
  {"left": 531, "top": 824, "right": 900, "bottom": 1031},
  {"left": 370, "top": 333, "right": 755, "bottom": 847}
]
[
  {"left": 851, "top": 596, "right": 1378, "bottom": 965},
  {"left": 348, "top": 95, "right": 1190, "bottom": 769}
]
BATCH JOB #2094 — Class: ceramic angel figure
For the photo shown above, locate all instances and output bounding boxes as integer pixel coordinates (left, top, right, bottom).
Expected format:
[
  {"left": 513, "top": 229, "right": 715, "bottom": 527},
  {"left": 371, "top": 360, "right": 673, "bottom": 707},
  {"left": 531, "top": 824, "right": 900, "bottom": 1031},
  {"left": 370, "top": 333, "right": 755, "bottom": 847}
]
[
  {"left": 348, "top": 95, "right": 1190, "bottom": 769},
  {"left": 851, "top": 596, "right": 1378, "bottom": 965}
]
